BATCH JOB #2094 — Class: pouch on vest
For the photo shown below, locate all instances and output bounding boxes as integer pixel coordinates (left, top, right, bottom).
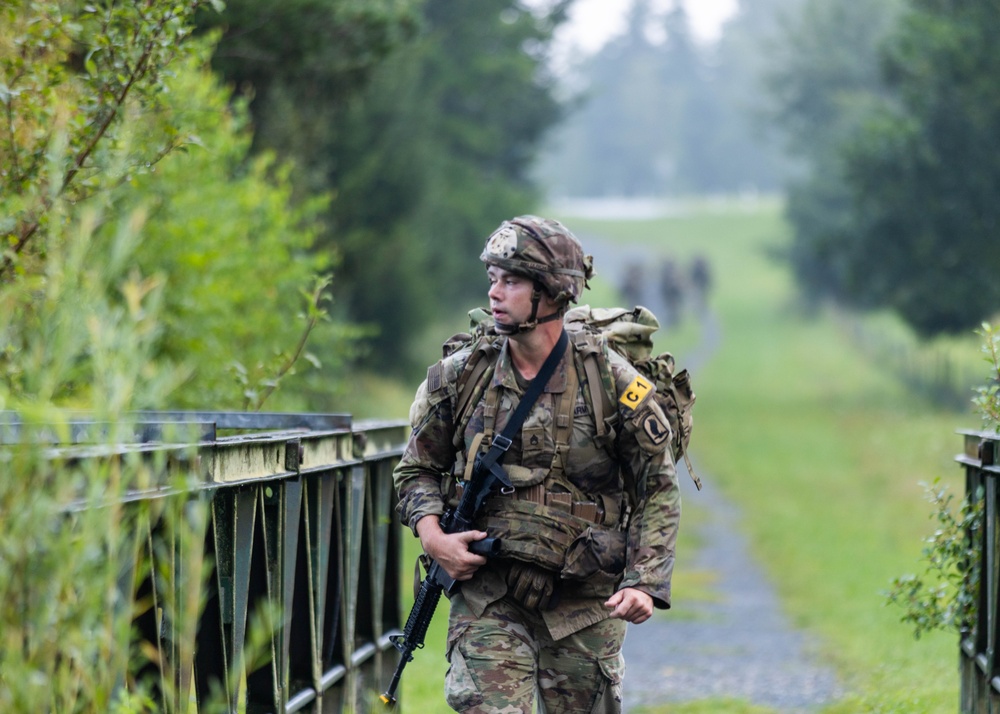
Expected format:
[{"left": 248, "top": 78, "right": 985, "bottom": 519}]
[
  {"left": 482, "top": 498, "right": 589, "bottom": 573},
  {"left": 561, "top": 525, "right": 627, "bottom": 596}
]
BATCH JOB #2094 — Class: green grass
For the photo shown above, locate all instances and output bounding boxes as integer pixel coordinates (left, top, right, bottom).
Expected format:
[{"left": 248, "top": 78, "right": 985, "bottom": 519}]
[{"left": 387, "top": 201, "right": 972, "bottom": 711}]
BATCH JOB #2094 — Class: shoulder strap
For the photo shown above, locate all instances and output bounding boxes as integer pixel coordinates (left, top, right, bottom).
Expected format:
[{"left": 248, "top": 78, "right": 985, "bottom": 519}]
[
  {"left": 454, "top": 338, "right": 498, "bottom": 425},
  {"left": 548, "top": 345, "right": 579, "bottom": 484},
  {"left": 571, "top": 331, "right": 616, "bottom": 450}
]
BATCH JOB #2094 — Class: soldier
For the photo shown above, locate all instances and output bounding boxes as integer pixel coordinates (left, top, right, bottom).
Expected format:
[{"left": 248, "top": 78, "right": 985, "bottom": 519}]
[
  {"left": 690, "top": 255, "right": 712, "bottom": 315},
  {"left": 658, "top": 258, "right": 684, "bottom": 327},
  {"left": 620, "top": 261, "right": 645, "bottom": 308},
  {"left": 393, "top": 215, "right": 681, "bottom": 713}
]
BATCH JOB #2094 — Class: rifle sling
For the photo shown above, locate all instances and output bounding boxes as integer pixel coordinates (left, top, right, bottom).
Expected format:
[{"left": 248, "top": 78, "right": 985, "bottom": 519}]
[{"left": 478, "top": 329, "right": 569, "bottom": 474}]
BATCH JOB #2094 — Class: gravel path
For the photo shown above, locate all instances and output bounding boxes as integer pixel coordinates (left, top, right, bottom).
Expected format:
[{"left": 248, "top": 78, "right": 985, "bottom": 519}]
[
  {"left": 621, "top": 468, "right": 844, "bottom": 712},
  {"left": 573, "top": 229, "right": 844, "bottom": 712}
]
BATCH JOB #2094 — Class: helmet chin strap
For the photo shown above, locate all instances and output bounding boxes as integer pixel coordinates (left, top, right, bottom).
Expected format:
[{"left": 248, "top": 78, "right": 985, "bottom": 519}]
[{"left": 494, "top": 285, "right": 564, "bottom": 335}]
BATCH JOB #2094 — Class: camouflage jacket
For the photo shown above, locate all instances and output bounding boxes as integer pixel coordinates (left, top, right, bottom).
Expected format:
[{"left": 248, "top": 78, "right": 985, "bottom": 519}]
[{"left": 393, "top": 333, "right": 681, "bottom": 640}]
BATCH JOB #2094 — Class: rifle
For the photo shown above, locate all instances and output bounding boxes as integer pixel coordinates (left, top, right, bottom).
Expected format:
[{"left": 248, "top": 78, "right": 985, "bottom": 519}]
[
  {"left": 379, "top": 447, "right": 512, "bottom": 707},
  {"left": 379, "top": 329, "right": 568, "bottom": 708}
]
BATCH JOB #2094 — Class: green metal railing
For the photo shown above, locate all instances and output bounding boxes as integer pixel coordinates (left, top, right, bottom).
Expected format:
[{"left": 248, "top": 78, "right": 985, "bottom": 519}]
[
  {"left": 3, "top": 411, "right": 408, "bottom": 713},
  {"left": 958, "top": 430, "right": 1000, "bottom": 713}
]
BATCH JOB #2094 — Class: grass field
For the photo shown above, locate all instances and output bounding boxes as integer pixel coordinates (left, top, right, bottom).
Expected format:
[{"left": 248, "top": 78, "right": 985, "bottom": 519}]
[{"left": 373, "top": 199, "right": 982, "bottom": 712}]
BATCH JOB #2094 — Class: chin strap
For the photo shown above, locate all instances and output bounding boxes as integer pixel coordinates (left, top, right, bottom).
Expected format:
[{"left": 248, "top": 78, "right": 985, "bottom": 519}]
[{"left": 495, "top": 284, "right": 565, "bottom": 335}]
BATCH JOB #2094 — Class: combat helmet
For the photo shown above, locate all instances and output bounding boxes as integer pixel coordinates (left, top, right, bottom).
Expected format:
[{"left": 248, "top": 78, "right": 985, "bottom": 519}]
[{"left": 480, "top": 215, "right": 595, "bottom": 334}]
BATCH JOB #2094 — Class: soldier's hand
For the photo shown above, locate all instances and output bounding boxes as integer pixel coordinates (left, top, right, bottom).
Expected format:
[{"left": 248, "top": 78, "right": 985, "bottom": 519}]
[
  {"left": 605, "top": 587, "right": 654, "bottom": 624},
  {"left": 415, "top": 516, "right": 488, "bottom": 581}
]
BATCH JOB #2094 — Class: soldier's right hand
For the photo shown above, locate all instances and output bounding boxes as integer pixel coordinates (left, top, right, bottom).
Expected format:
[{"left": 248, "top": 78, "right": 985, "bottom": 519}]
[{"left": 415, "top": 516, "right": 489, "bottom": 581}]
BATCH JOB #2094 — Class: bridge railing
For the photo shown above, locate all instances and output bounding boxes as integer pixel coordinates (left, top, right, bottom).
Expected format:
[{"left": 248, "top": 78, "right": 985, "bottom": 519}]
[
  {"left": 958, "top": 429, "right": 1000, "bottom": 713},
  {"left": 2, "top": 411, "right": 409, "bottom": 713}
]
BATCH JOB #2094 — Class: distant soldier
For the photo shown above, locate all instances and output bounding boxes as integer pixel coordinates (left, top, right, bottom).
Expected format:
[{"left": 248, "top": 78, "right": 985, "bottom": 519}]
[
  {"left": 393, "top": 216, "right": 681, "bottom": 712},
  {"left": 620, "top": 260, "right": 645, "bottom": 307},
  {"left": 690, "top": 255, "right": 712, "bottom": 314},
  {"left": 659, "top": 258, "right": 684, "bottom": 327}
]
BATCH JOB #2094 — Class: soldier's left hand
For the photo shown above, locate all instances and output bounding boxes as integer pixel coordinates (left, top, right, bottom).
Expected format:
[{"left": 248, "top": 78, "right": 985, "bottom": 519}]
[{"left": 605, "top": 587, "right": 654, "bottom": 624}]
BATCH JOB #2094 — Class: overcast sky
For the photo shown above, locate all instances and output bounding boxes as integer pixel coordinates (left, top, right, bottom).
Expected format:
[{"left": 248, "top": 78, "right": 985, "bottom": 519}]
[{"left": 558, "top": 0, "right": 738, "bottom": 51}]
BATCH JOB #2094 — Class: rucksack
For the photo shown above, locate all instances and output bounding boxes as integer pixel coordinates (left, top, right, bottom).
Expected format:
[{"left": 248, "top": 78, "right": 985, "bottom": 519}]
[
  {"left": 564, "top": 305, "right": 700, "bottom": 490},
  {"left": 445, "top": 304, "right": 700, "bottom": 490}
]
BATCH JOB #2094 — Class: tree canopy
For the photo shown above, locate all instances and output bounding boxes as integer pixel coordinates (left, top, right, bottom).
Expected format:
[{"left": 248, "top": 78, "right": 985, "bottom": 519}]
[
  {"left": 762, "top": 0, "right": 900, "bottom": 308},
  {"left": 205, "top": 0, "right": 569, "bottom": 376},
  {"left": 839, "top": 0, "right": 1000, "bottom": 335},
  {"left": 767, "top": 0, "right": 1000, "bottom": 337}
]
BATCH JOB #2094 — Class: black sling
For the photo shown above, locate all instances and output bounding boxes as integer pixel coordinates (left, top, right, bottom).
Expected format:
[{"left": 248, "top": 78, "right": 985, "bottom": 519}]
[{"left": 474, "top": 329, "right": 569, "bottom": 483}]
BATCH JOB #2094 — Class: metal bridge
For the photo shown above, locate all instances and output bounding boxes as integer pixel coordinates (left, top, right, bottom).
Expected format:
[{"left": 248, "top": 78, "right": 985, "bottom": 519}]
[
  {"left": 2, "top": 411, "right": 408, "bottom": 713},
  {"left": 959, "top": 429, "right": 1000, "bottom": 713}
]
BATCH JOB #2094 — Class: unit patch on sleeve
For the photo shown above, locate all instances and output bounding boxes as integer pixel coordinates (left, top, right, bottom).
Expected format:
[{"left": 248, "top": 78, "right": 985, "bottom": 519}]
[
  {"left": 619, "top": 374, "right": 653, "bottom": 410},
  {"left": 642, "top": 413, "right": 670, "bottom": 446}
]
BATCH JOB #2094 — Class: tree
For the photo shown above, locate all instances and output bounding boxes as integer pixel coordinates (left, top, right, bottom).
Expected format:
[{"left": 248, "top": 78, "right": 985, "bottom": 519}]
[
  {"left": 199, "top": 0, "right": 420, "bottom": 201},
  {"left": 761, "top": 0, "right": 901, "bottom": 307},
  {"left": 1, "top": 3, "right": 348, "bottom": 409},
  {"left": 0, "top": 4, "right": 241, "bottom": 709},
  {"left": 537, "top": 0, "right": 694, "bottom": 197},
  {"left": 706, "top": 0, "right": 807, "bottom": 194},
  {"left": 329, "top": 0, "right": 568, "bottom": 370},
  {"left": 206, "top": 0, "right": 569, "bottom": 375},
  {"left": 835, "top": 0, "right": 1000, "bottom": 336}
]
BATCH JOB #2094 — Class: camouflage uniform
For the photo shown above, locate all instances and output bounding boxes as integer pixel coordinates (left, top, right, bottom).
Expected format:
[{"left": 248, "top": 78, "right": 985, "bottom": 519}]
[{"left": 393, "top": 216, "right": 681, "bottom": 713}]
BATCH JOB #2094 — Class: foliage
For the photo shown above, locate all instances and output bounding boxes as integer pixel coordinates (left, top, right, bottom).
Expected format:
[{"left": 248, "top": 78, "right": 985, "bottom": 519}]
[
  {"left": 0, "top": 0, "right": 222, "bottom": 279},
  {"left": 762, "top": 0, "right": 901, "bottom": 309},
  {"left": 0, "top": 4, "right": 347, "bottom": 704},
  {"left": 109, "top": 45, "right": 352, "bottom": 410},
  {"left": 0, "top": 2, "right": 418, "bottom": 709},
  {"left": 884, "top": 327, "right": 1000, "bottom": 644},
  {"left": 841, "top": 0, "right": 1000, "bottom": 336},
  {"left": 886, "top": 480, "right": 982, "bottom": 639},
  {"left": 536, "top": 0, "right": 796, "bottom": 199},
  {"left": 0, "top": 205, "right": 212, "bottom": 711},
  {"left": 198, "top": 0, "right": 421, "bottom": 199},
  {"left": 2, "top": 0, "right": 351, "bottom": 411},
  {"left": 775, "top": 0, "right": 1000, "bottom": 337},
  {"left": 973, "top": 322, "right": 1000, "bottom": 428},
  {"left": 325, "top": 0, "right": 567, "bottom": 371}
]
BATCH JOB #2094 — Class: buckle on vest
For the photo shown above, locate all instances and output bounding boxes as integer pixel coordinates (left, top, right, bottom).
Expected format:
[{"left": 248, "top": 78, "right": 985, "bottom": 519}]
[{"left": 491, "top": 434, "right": 513, "bottom": 452}]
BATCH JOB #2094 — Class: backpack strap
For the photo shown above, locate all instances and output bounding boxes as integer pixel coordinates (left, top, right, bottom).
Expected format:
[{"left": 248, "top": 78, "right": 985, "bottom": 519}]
[
  {"left": 547, "top": 348, "right": 579, "bottom": 485},
  {"left": 455, "top": 339, "right": 498, "bottom": 423},
  {"left": 571, "top": 331, "right": 617, "bottom": 453},
  {"left": 452, "top": 337, "right": 501, "bottom": 444}
]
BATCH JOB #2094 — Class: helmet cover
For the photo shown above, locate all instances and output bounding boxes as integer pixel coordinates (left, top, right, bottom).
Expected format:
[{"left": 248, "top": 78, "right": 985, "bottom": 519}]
[{"left": 480, "top": 215, "right": 595, "bottom": 304}]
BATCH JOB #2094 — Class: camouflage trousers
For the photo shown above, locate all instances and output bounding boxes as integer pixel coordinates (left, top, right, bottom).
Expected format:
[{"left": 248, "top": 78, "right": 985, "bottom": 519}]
[{"left": 444, "top": 593, "right": 626, "bottom": 713}]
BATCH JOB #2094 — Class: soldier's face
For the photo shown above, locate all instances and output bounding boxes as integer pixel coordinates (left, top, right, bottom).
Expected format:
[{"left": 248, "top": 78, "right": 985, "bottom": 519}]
[
  {"left": 487, "top": 266, "right": 561, "bottom": 329},
  {"left": 487, "top": 267, "right": 535, "bottom": 327}
]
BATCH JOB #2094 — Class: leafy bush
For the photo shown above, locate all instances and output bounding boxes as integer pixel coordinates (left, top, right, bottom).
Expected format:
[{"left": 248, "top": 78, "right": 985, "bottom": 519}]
[
  {"left": 0, "top": 203, "right": 211, "bottom": 710},
  {"left": 0, "top": 2, "right": 352, "bottom": 708},
  {"left": 886, "top": 480, "right": 982, "bottom": 639}
]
